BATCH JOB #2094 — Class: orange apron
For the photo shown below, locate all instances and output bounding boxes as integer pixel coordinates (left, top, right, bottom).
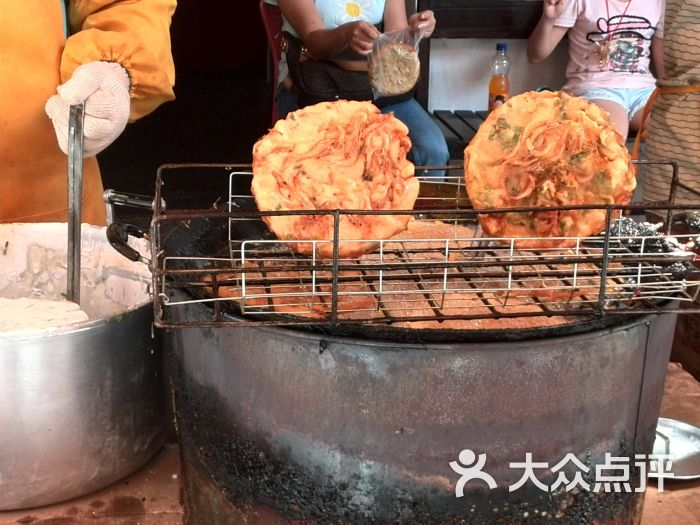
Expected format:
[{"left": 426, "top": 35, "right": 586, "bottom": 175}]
[
  {"left": 0, "top": 1, "right": 105, "bottom": 224},
  {"left": 0, "top": 0, "right": 176, "bottom": 224}
]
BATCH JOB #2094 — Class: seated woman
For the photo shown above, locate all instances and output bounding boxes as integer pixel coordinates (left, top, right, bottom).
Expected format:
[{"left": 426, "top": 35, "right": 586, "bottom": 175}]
[
  {"left": 527, "top": 0, "right": 665, "bottom": 139},
  {"left": 276, "top": 0, "right": 450, "bottom": 177}
]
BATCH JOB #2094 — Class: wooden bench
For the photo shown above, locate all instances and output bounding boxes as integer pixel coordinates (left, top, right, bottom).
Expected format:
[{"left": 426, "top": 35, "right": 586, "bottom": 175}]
[
  {"left": 430, "top": 109, "right": 488, "bottom": 161},
  {"left": 430, "top": 108, "right": 638, "bottom": 163}
]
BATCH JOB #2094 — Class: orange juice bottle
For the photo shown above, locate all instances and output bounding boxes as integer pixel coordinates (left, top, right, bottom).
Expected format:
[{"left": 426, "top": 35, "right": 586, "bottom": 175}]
[{"left": 488, "top": 42, "right": 510, "bottom": 113}]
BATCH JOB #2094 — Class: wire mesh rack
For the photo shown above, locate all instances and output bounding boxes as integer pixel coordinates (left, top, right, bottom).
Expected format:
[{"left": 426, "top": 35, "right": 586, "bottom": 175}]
[{"left": 146, "top": 162, "right": 700, "bottom": 328}]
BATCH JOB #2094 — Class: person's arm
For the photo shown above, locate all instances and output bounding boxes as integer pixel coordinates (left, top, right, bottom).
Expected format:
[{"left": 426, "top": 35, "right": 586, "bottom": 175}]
[
  {"left": 651, "top": 35, "right": 665, "bottom": 80},
  {"left": 527, "top": 0, "right": 569, "bottom": 64},
  {"left": 384, "top": 0, "right": 436, "bottom": 37},
  {"left": 382, "top": 0, "right": 408, "bottom": 32},
  {"left": 279, "top": 0, "right": 380, "bottom": 58},
  {"left": 61, "top": 0, "right": 176, "bottom": 120},
  {"left": 46, "top": 0, "right": 176, "bottom": 157}
]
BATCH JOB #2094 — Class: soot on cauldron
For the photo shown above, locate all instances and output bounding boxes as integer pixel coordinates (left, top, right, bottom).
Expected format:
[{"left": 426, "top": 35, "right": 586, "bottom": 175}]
[{"left": 609, "top": 217, "right": 698, "bottom": 279}]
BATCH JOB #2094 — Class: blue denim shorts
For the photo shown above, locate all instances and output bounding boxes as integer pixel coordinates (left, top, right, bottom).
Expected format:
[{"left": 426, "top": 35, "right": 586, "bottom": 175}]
[{"left": 574, "top": 86, "right": 655, "bottom": 119}]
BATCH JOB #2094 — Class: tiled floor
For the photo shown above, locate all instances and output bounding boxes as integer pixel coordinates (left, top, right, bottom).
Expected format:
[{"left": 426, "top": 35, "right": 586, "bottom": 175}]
[
  {"left": 0, "top": 444, "right": 184, "bottom": 525},
  {"left": 642, "top": 363, "right": 700, "bottom": 525}
]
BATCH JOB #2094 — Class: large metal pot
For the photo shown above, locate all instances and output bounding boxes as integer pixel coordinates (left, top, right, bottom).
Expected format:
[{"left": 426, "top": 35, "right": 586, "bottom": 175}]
[{"left": 0, "top": 223, "right": 164, "bottom": 511}]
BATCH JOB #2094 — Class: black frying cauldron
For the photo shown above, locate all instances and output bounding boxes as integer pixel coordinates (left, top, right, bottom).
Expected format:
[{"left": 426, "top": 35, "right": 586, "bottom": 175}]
[{"left": 159, "top": 216, "right": 677, "bottom": 525}]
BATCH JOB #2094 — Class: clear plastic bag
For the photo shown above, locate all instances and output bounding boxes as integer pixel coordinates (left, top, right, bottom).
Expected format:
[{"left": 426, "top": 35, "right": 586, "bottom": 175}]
[{"left": 368, "top": 29, "right": 422, "bottom": 99}]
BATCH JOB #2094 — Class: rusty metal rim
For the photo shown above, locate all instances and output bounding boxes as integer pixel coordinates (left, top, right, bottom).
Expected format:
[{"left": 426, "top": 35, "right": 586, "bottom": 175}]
[{"left": 205, "top": 304, "right": 667, "bottom": 349}]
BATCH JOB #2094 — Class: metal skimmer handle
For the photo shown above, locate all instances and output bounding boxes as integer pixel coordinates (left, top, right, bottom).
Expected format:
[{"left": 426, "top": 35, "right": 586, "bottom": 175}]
[{"left": 67, "top": 104, "right": 85, "bottom": 304}]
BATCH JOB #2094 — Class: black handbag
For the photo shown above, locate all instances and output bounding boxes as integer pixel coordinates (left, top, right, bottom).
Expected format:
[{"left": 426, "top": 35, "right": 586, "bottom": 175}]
[{"left": 282, "top": 31, "right": 414, "bottom": 108}]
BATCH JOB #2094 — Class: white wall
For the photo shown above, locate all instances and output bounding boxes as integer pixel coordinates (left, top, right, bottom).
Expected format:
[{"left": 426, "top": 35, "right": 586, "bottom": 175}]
[{"left": 428, "top": 38, "right": 569, "bottom": 111}]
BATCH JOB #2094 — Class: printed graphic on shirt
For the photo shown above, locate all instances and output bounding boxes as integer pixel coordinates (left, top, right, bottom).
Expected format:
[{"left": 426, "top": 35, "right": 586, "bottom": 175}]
[
  {"left": 586, "top": 15, "right": 655, "bottom": 73},
  {"left": 334, "top": 0, "right": 371, "bottom": 25}
]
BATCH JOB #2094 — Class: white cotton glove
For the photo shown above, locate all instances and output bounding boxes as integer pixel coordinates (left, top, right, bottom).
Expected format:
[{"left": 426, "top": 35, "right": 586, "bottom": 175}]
[{"left": 45, "top": 61, "right": 131, "bottom": 157}]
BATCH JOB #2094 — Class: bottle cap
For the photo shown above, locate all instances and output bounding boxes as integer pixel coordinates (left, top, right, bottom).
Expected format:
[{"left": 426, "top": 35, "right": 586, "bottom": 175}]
[{"left": 496, "top": 42, "right": 507, "bottom": 52}]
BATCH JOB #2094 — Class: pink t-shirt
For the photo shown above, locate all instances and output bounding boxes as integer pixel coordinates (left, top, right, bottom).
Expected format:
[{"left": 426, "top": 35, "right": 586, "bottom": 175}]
[{"left": 554, "top": 0, "right": 665, "bottom": 93}]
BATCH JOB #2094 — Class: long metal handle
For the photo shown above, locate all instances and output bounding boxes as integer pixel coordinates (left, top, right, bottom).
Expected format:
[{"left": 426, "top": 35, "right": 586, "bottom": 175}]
[{"left": 67, "top": 104, "right": 85, "bottom": 304}]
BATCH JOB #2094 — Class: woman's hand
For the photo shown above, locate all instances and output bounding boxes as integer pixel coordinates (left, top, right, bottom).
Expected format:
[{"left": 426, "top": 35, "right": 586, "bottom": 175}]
[
  {"left": 343, "top": 21, "right": 381, "bottom": 55},
  {"left": 408, "top": 10, "right": 436, "bottom": 38},
  {"left": 543, "top": 0, "right": 567, "bottom": 21}
]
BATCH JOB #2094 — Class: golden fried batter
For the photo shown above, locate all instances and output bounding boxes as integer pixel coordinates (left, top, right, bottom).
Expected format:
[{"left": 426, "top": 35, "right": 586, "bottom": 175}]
[
  {"left": 252, "top": 100, "right": 419, "bottom": 258},
  {"left": 464, "top": 91, "right": 636, "bottom": 249}
]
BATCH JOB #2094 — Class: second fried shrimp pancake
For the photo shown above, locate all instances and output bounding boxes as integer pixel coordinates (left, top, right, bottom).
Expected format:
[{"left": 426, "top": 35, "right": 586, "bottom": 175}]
[
  {"left": 252, "top": 100, "right": 419, "bottom": 258},
  {"left": 464, "top": 91, "right": 636, "bottom": 249}
]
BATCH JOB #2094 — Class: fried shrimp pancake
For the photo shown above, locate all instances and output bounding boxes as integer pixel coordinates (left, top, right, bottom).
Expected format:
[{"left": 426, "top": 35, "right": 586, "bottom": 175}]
[
  {"left": 464, "top": 91, "right": 636, "bottom": 249},
  {"left": 369, "top": 43, "right": 420, "bottom": 96},
  {"left": 252, "top": 100, "right": 419, "bottom": 258}
]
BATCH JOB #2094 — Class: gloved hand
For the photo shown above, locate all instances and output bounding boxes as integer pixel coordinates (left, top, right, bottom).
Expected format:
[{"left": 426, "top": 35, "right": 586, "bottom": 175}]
[{"left": 45, "top": 61, "right": 131, "bottom": 157}]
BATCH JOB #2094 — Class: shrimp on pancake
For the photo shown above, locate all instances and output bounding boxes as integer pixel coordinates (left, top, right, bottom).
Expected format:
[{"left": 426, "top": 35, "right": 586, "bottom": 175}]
[
  {"left": 464, "top": 91, "right": 636, "bottom": 249},
  {"left": 252, "top": 100, "right": 419, "bottom": 258}
]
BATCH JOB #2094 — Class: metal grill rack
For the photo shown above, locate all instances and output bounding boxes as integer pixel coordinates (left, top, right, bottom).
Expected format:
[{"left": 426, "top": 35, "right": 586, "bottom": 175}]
[{"left": 149, "top": 163, "right": 700, "bottom": 328}]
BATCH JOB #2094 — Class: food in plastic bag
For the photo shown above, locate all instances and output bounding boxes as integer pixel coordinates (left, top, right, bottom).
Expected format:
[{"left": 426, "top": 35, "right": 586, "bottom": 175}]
[{"left": 368, "top": 29, "right": 421, "bottom": 98}]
